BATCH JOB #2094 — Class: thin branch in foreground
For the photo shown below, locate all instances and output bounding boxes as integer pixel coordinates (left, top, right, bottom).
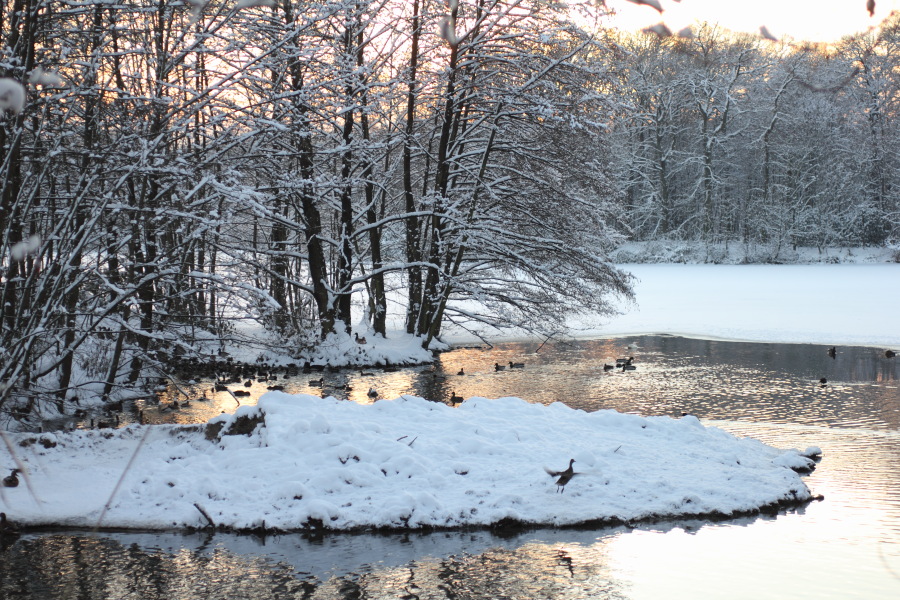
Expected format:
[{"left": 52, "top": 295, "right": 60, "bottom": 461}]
[{"left": 95, "top": 426, "right": 153, "bottom": 530}]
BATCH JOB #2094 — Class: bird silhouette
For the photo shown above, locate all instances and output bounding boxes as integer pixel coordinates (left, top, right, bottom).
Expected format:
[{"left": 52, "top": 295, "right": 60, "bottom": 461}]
[
  {"left": 827, "top": 347, "right": 836, "bottom": 359},
  {"left": 367, "top": 387, "right": 378, "bottom": 398},
  {"left": 545, "top": 459, "right": 577, "bottom": 493},
  {"left": 0, "top": 512, "right": 19, "bottom": 536},
  {"left": 449, "top": 391, "right": 464, "bottom": 404},
  {"left": 457, "top": 368, "right": 465, "bottom": 376},
  {"left": 508, "top": 361, "right": 525, "bottom": 369},
  {"left": 886, "top": 350, "right": 896, "bottom": 358},
  {"left": 494, "top": 362, "right": 506, "bottom": 371},
  {"left": 3, "top": 469, "right": 20, "bottom": 488}
]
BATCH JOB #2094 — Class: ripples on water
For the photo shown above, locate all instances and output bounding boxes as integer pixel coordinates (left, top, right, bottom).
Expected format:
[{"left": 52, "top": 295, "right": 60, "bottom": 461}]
[{"left": 4, "top": 336, "right": 900, "bottom": 599}]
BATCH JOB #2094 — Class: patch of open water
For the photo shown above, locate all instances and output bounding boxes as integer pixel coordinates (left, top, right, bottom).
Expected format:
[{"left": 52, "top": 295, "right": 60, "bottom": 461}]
[{"left": 2, "top": 336, "right": 899, "bottom": 599}]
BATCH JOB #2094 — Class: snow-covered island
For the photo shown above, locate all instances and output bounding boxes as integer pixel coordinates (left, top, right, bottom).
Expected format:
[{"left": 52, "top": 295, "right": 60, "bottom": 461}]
[{"left": 2, "top": 393, "right": 820, "bottom": 533}]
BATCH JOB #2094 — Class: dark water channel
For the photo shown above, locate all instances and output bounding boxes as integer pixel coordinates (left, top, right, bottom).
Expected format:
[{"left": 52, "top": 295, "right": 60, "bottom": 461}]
[{"left": 2, "top": 335, "right": 899, "bottom": 599}]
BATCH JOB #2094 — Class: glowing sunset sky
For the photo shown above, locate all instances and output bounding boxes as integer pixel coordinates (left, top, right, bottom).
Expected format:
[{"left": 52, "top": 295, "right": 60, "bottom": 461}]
[{"left": 605, "top": 0, "right": 900, "bottom": 42}]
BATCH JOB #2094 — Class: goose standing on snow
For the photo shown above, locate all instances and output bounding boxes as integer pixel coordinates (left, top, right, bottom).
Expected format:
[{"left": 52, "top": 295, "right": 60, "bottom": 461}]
[{"left": 545, "top": 459, "right": 578, "bottom": 493}]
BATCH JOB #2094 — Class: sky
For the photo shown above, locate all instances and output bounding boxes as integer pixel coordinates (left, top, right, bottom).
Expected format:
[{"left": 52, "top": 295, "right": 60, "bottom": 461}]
[{"left": 606, "top": 0, "right": 900, "bottom": 42}]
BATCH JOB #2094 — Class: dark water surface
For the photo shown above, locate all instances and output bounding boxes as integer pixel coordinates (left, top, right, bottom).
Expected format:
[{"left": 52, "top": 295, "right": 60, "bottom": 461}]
[{"left": 3, "top": 336, "right": 899, "bottom": 599}]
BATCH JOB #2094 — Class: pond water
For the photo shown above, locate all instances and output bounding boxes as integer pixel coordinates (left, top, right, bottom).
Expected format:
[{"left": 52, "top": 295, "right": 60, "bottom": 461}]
[{"left": 3, "top": 335, "right": 899, "bottom": 599}]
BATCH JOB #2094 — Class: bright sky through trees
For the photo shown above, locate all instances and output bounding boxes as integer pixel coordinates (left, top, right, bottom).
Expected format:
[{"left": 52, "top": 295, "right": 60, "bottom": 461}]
[{"left": 606, "top": 0, "right": 900, "bottom": 42}]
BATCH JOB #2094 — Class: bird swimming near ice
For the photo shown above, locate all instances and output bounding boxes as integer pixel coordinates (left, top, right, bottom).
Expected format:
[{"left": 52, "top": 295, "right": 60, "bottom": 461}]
[{"left": 545, "top": 459, "right": 577, "bottom": 493}]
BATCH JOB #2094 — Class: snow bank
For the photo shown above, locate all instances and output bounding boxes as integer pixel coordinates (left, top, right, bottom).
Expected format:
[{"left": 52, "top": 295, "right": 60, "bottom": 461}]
[{"left": 2, "top": 393, "right": 816, "bottom": 532}]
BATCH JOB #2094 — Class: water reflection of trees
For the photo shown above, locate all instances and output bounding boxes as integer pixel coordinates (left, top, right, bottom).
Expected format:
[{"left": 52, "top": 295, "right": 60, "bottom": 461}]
[{"left": 0, "top": 520, "right": 788, "bottom": 600}]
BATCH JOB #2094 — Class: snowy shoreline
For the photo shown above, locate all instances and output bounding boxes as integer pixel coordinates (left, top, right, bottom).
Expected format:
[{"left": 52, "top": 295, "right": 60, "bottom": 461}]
[{"left": 2, "top": 394, "right": 821, "bottom": 534}]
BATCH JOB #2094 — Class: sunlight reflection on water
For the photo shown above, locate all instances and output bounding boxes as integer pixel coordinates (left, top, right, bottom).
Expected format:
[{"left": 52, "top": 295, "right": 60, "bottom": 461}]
[{"left": 8, "top": 336, "right": 900, "bottom": 599}]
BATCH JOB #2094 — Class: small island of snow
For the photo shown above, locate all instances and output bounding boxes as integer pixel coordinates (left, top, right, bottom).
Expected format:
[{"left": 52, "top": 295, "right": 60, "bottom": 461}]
[{"left": 2, "top": 393, "right": 818, "bottom": 532}]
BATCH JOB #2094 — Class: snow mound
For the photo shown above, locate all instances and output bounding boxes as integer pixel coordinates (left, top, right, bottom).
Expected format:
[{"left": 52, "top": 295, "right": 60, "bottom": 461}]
[{"left": 1, "top": 394, "right": 816, "bottom": 531}]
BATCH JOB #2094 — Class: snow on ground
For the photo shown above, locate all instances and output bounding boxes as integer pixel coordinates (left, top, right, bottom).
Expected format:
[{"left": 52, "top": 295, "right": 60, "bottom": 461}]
[{"left": 1, "top": 394, "right": 817, "bottom": 532}]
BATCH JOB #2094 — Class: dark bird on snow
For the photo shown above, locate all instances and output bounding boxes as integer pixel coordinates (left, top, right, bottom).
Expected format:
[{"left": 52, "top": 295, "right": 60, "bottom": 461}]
[
  {"left": 827, "top": 346, "right": 836, "bottom": 359},
  {"left": 355, "top": 332, "right": 367, "bottom": 345},
  {"left": 3, "top": 469, "right": 20, "bottom": 488},
  {"left": 545, "top": 459, "right": 577, "bottom": 493}
]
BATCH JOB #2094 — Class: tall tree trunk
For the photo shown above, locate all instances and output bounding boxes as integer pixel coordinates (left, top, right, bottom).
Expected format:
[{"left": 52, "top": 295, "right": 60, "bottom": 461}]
[{"left": 403, "top": 0, "right": 423, "bottom": 335}]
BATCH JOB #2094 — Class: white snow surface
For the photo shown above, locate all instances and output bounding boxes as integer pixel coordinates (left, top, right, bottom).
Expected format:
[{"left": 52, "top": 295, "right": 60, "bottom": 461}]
[{"left": 2, "top": 394, "right": 814, "bottom": 531}]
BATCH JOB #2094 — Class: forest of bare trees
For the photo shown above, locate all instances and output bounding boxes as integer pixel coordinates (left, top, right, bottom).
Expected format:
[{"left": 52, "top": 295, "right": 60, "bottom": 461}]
[{"left": 0, "top": 0, "right": 897, "bottom": 426}]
